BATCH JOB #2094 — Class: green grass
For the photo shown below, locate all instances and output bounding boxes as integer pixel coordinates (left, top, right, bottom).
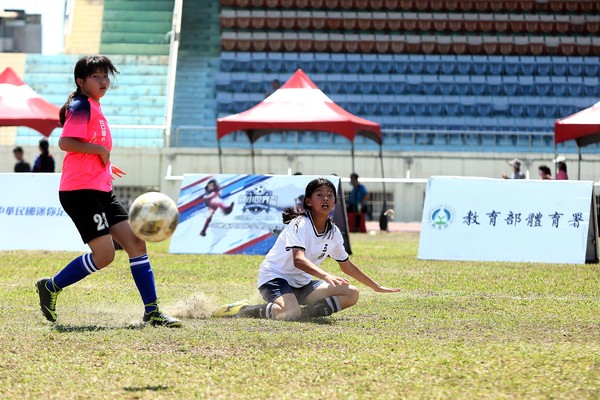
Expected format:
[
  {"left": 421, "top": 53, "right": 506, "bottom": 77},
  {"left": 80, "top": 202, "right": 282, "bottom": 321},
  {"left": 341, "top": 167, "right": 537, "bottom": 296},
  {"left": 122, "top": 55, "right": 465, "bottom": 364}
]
[{"left": 1, "top": 233, "right": 599, "bottom": 399}]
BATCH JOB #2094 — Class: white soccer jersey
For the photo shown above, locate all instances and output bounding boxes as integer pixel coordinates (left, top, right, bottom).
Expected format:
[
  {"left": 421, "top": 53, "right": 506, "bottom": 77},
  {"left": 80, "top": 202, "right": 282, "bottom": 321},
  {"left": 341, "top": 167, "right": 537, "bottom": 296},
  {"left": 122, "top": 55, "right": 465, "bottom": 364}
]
[{"left": 257, "top": 213, "right": 349, "bottom": 288}]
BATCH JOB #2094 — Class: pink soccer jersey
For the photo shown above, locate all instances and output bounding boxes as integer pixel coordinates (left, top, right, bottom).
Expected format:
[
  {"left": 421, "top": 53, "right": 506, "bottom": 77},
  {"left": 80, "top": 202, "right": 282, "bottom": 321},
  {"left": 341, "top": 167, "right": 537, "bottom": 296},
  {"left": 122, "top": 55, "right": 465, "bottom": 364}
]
[{"left": 59, "top": 95, "right": 113, "bottom": 192}]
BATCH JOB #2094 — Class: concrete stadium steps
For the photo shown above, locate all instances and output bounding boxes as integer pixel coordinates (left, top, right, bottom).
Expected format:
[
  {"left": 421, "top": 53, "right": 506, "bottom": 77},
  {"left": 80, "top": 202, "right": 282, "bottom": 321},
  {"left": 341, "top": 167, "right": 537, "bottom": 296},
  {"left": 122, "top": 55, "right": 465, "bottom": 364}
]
[
  {"left": 16, "top": 55, "right": 169, "bottom": 147},
  {"left": 100, "top": 0, "right": 174, "bottom": 55},
  {"left": 179, "top": 0, "right": 221, "bottom": 57},
  {"left": 171, "top": 56, "right": 220, "bottom": 146}
]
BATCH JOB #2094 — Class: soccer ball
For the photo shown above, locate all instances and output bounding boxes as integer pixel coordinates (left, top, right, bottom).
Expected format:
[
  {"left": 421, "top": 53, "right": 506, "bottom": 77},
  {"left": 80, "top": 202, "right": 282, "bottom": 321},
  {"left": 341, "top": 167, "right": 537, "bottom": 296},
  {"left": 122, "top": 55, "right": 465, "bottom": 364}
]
[
  {"left": 129, "top": 192, "right": 179, "bottom": 242},
  {"left": 254, "top": 185, "right": 266, "bottom": 195}
]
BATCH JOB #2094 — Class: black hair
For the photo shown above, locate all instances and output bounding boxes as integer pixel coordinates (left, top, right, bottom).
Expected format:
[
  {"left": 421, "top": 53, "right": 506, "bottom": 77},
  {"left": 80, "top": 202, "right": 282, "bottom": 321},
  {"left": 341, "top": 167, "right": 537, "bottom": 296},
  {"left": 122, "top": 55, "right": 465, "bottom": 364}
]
[
  {"left": 539, "top": 165, "right": 552, "bottom": 176},
  {"left": 282, "top": 178, "right": 337, "bottom": 236},
  {"left": 13, "top": 146, "right": 23, "bottom": 154},
  {"left": 557, "top": 161, "right": 567, "bottom": 172},
  {"left": 39, "top": 138, "right": 49, "bottom": 155},
  {"left": 205, "top": 179, "right": 220, "bottom": 193},
  {"left": 59, "top": 55, "right": 119, "bottom": 125}
]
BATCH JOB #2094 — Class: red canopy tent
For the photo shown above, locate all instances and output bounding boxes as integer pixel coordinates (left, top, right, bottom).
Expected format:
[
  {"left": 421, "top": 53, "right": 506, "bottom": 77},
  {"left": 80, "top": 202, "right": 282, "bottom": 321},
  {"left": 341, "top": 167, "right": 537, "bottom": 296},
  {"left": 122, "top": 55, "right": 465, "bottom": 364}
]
[
  {"left": 554, "top": 101, "right": 600, "bottom": 178},
  {"left": 216, "top": 69, "right": 382, "bottom": 174},
  {"left": 0, "top": 67, "right": 61, "bottom": 136}
]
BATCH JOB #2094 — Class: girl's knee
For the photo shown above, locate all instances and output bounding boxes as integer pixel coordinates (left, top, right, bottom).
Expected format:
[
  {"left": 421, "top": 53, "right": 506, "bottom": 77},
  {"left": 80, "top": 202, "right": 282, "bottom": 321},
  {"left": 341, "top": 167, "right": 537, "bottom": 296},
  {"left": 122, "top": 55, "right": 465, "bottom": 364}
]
[
  {"left": 92, "top": 250, "right": 115, "bottom": 269},
  {"left": 344, "top": 285, "right": 360, "bottom": 308}
]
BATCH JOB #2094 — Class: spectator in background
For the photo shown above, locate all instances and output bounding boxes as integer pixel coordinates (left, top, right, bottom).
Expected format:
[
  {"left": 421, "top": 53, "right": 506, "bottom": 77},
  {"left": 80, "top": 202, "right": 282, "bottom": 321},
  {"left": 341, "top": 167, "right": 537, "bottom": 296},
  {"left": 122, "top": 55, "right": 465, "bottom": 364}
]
[
  {"left": 13, "top": 146, "right": 31, "bottom": 172},
  {"left": 32, "top": 138, "right": 55, "bottom": 173},
  {"left": 502, "top": 158, "right": 525, "bottom": 179},
  {"left": 538, "top": 165, "right": 552, "bottom": 180},
  {"left": 265, "top": 79, "right": 280, "bottom": 98},
  {"left": 555, "top": 157, "right": 569, "bottom": 180},
  {"left": 348, "top": 173, "right": 369, "bottom": 231}
]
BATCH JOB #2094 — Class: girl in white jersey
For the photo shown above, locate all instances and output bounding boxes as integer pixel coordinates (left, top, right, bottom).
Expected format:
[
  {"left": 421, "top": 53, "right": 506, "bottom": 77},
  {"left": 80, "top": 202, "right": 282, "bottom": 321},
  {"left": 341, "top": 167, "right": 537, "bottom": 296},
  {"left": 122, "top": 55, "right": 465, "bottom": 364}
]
[
  {"left": 213, "top": 178, "right": 399, "bottom": 321},
  {"left": 35, "top": 55, "right": 180, "bottom": 327}
]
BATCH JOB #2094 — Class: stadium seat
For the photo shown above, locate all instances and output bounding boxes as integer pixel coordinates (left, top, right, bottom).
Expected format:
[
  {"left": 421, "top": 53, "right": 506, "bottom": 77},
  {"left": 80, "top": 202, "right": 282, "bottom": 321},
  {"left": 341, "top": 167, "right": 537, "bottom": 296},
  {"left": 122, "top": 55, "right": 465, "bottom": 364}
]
[
  {"left": 314, "top": 53, "right": 331, "bottom": 73},
  {"left": 535, "top": 56, "right": 553, "bottom": 76},
  {"left": 583, "top": 77, "right": 599, "bottom": 97},
  {"left": 566, "top": 56, "right": 584, "bottom": 76},
  {"left": 487, "top": 76, "right": 503, "bottom": 96},
  {"left": 565, "top": 76, "right": 584, "bottom": 97},
  {"left": 408, "top": 54, "right": 426, "bottom": 74},
  {"left": 487, "top": 55, "right": 504, "bottom": 75},
  {"left": 220, "top": 52, "right": 237, "bottom": 72},
  {"left": 550, "top": 76, "right": 568, "bottom": 97},
  {"left": 266, "top": 52, "right": 284, "bottom": 72},
  {"left": 361, "top": 54, "right": 378, "bottom": 74},
  {"left": 517, "top": 75, "right": 534, "bottom": 96},
  {"left": 392, "top": 54, "right": 411, "bottom": 74},
  {"left": 470, "top": 75, "right": 486, "bottom": 96},
  {"left": 438, "top": 75, "right": 457, "bottom": 96},
  {"left": 550, "top": 55, "right": 568, "bottom": 76},
  {"left": 533, "top": 75, "right": 552, "bottom": 96},
  {"left": 456, "top": 55, "right": 472, "bottom": 75},
  {"left": 376, "top": 54, "right": 395, "bottom": 74},
  {"left": 236, "top": 52, "right": 252, "bottom": 72},
  {"left": 439, "top": 54, "right": 458, "bottom": 74},
  {"left": 583, "top": 57, "right": 599, "bottom": 76},
  {"left": 471, "top": 55, "right": 488, "bottom": 75},
  {"left": 502, "top": 75, "right": 519, "bottom": 96},
  {"left": 297, "top": 52, "right": 316, "bottom": 72},
  {"left": 330, "top": 53, "right": 346, "bottom": 73},
  {"left": 503, "top": 55, "right": 520, "bottom": 75}
]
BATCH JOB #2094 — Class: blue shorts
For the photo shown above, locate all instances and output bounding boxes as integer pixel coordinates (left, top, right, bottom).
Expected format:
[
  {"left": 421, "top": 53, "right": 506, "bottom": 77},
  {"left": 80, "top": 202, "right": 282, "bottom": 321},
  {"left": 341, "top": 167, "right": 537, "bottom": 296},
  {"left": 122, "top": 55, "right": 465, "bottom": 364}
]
[{"left": 259, "top": 278, "right": 324, "bottom": 304}]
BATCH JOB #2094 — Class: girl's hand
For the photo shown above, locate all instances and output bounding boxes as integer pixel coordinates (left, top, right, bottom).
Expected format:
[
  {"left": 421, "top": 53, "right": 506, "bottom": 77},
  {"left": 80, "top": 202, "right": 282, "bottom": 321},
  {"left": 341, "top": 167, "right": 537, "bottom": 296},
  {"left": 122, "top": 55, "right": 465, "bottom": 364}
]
[
  {"left": 111, "top": 165, "right": 126, "bottom": 179},
  {"left": 373, "top": 286, "right": 401, "bottom": 293},
  {"left": 323, "top": 274, "right": 349, "bottom": 287}
]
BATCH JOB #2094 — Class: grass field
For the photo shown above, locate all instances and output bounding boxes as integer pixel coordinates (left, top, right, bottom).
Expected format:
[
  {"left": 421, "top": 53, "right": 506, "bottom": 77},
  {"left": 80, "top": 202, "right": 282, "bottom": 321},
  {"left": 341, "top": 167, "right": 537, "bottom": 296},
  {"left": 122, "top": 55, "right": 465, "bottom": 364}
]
[{"left": 1, "top": 233, "right": 599, "bottom": 399}]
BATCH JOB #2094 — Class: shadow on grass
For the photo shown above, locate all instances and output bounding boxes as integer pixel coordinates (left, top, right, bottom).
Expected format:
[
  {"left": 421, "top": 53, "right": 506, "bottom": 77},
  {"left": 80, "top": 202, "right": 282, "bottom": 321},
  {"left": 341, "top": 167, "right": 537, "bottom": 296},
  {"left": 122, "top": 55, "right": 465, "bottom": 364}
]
[
  {"left": 123, "top": 385, "right": 169, "bottom": 393},
  {"left": 53, "top": 323, "right": 146, "bottom": 333}
]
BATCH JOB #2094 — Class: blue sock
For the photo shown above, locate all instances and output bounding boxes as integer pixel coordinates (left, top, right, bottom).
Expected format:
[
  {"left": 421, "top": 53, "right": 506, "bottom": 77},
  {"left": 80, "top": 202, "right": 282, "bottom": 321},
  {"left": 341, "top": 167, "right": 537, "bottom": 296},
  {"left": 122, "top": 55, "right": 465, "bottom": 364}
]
[
  {"left": 49, "top": 254, "right": 98, "bottom": 292},
  {"left": 129, "top": 254, "right": 158, "bottom": 314}
]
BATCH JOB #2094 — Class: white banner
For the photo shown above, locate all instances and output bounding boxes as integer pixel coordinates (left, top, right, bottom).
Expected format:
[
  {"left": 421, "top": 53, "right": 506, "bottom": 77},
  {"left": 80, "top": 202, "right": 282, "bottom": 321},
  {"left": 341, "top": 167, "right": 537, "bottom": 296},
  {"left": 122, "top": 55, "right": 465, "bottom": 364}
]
[
  {"left": 169, "top": 174, "right": 344, "bottom": 254},
  {"left": 418, "top": 176, "right": 595, "bottom": 264},
  {"left": 0, "top": 173, "right": 88, "bottom": 252}
]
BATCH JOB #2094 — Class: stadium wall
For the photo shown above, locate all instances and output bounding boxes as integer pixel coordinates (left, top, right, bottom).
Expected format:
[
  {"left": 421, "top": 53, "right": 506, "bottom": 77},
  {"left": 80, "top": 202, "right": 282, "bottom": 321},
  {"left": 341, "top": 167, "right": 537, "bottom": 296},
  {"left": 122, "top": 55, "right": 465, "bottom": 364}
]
[{"left": 3, "top": 145, "right": 599, "bottom": 222}]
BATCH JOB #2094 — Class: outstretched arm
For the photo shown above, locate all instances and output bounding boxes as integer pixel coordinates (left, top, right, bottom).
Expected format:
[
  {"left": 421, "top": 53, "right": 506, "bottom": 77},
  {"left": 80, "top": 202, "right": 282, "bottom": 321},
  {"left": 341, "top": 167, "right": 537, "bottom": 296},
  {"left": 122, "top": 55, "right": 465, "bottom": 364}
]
[
  {"left": 292, "top": 249, "right": 349, "bottom": 287},
  {"left": 338, "top": 259, "right": 400, "bottom": 293}
]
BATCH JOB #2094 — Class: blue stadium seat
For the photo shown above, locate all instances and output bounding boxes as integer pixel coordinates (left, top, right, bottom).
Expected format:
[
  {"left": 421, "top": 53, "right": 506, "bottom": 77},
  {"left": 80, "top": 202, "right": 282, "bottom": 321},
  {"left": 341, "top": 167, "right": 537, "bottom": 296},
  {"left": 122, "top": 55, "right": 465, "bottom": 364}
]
[
  {"left": 533, "top": 76, "right": 552, "bottom": 96},
  {"left": 453, "top": 75, "right": 470, "bottom": 96},
  {"left": 250, "top": 52, "right": 268, "bottom": 72},
  {"left": 487, "top": 76, "right": 503, "bottom": 96},
  {"left": 216, "top": 91, "right": 235, "bottom": 113},
  {"left": 503, "top": 56, "right": 520, "bottom": 76},
  {"left": 408, "top": 54, "right": 426, "bottom": 74},
  {"left": 470, "top": 75, "right": 486, "bottom": 96},
  {"left": 460, "top": 95, "right": 476, "bottom": 116},
  {"left": 443, "top": 95, "right": 461, "bottom": 116},
  {"left": 236, "top": 52, "right": 252, "bottom": 72},
  {"left": 502, "top": 75, "right": 519, "bottom": 96},
  {"left": 230, "top": 72, "right": 249, "bottom": 92},
  {"left": 362, "top": 95, "right": 379, "bottom": 115},
  {"left": 550, "top": 76, "right": 568, "bottom": 96},
  {"left": 377, "top": 54, "right": 395, "bottom": 74},
  {"left": 487, "top": 55, "right": 504, "bottom": 75},
  {"left": 519, "top": 56, "right": 537, "bottom": 75},
  {"left": 266, "top": 53, "right": 284, "bottom": 72},
  {"left": 379, "top": 95, "right": 396, "bottom": 115},
  {"left": 440, "top": 55, "right": 458, "bottom": 74},
  {"left": 421, "top": 75, "right": 439, "bottom": 95},
  {"left": 535, "top": 56, "right": 553, "bottom": 76},
  {"left": 361, "top": 54, "right": 378, "bottom": 74},
  {"left": 406, "top": 75, "right": 422, "bottom": 95},
  {"left": 424, "top": 54, "right": 441, "bottom": 74},
  {"left": 475, "top": 97, "right": 492, "bottom": 117},
  {"left": 220, "top": 52, "right": 237, "bottom": 72},
  {"left": 583, "top": 58, "right": 599, "bottom": 77},
  {"left": 325, "top": 73, "right": 343, "bottom": 94},
  {"left": 567, "top": 56, "right": 584, "bottom": 76},
  {"left": 427, "top": 95, "right": 445, "bottom": 116},
  {"left": 438, "top": 75, "right": 456, "bottom": 96},
  {"left": 517, "top": 75, "right": 535, "bottom": 96},
  {"left": 583, "top": 77, "right": 599, "bottom": 97},
  {"left": 330, "top": 53, "right": 347, "bottom": 73},
  {"left": 392, "top": 54, "right": 410, "bottom": 74},
  {"left": 524, "top": 97, "right": 541, "bottom": 117},
  {"left": 395, "top": 95, "right": 413, "bottom": 116},
  {"left": 345, "top": 74, "right": 360, "bottom": 94},
  {"left": 550, "top": 56, "right": 568, "bottom": 76},
  {"left": 282, "top": 52, "right": 301, "bottom": 72},
  {"left": 215, "top": 72, "right": 232, "bottom": 92},
  {"left": 344, "top": 94, "right": 364, "bottom": 115},
  {"left": 470, "top": 55, "right": 488, "bottom": 75},
  {"left": 246, "top": 73, "right": 263, "bottom": 93},
  {"left": 456, "top": 55, "right": 472, "bottom": 75},
  {"left": 387, "top": 74, "right": 405, "bottom": 95},
  {"left": 509, "top": 101, "right": 526, "bottom": 117},
  {"left": 298, "top": 52, "right": 316, "bottom": 72},
  {"left": 314, "top": 53, "right": 331, "bottom": 73},
  {"left": 346, "top": 53, "right": 362, "bottom": 74}
]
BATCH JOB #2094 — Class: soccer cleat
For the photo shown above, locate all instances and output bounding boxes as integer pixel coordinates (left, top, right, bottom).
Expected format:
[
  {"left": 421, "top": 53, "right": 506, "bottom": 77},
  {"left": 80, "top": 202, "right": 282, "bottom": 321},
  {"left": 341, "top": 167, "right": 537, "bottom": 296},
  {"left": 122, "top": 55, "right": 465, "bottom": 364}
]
[
  {"left": 211, "top": 299, "right": 251, "bottom": 318},
  {"left": 143, "top": 310, "right": 182, "bottom": 328},
  {"left": 36, "top": 278, "right": 61, "bottom": 322}
]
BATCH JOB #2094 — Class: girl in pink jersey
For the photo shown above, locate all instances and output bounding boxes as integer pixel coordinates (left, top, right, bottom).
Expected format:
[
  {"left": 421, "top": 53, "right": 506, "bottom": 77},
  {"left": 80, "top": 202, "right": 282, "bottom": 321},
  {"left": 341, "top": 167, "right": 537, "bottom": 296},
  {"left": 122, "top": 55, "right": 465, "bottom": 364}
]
[
  {"left": 213, "top": 178, "right": 400, "bottom": 321},
  {"left": 35, "top": 55, "right": 180, "bottom": 327}
]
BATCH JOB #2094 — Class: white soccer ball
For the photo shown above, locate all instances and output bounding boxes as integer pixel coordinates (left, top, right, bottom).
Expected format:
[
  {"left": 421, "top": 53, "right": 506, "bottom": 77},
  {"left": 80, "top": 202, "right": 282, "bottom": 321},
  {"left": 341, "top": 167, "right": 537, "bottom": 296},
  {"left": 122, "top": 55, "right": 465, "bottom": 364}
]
[
  {"left": 129, "top": 192, "right": 179, "bottom": 242},
  {"left": 254, "top": 185, "right": 266, "bottom": 195}
]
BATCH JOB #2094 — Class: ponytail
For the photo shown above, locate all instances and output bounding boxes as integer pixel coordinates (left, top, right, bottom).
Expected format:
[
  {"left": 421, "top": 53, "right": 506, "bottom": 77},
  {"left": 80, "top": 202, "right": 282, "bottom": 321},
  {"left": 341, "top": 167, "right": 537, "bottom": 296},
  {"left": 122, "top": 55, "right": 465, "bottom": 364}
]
[{"left": 59, "top": 89, "right": 80, "bottom": 126}]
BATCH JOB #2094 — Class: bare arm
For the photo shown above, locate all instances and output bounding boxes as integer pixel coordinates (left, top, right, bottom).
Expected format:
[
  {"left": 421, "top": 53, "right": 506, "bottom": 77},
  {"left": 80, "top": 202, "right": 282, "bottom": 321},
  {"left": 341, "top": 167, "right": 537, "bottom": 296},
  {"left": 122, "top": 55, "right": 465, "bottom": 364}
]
[
  {"left": 338, "top": 259, "right": 400, "bottom": 293},
  {"left": 58, "top": 137, "right": 110, "bottom": 166},
  {"left": 292, "top": 249, "right": 349, "bottom": 286}
]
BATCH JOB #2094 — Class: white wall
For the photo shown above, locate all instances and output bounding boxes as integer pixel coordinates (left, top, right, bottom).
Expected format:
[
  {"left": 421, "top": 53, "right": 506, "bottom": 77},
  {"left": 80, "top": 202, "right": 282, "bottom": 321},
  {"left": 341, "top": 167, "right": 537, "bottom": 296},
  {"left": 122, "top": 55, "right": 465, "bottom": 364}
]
[{"left": 3, "top": 144, "right": 598, "bottom": 221}]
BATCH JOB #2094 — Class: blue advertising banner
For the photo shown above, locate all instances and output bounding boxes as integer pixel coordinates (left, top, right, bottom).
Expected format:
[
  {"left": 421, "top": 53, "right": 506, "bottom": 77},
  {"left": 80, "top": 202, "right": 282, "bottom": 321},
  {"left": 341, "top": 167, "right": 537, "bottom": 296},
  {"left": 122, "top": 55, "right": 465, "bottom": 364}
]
[
  {"left": 418, "top": 176, "right": 597, "bottom": 264},
  {"left": 169, "top": 174, "right": 346, "bottom": 255}
]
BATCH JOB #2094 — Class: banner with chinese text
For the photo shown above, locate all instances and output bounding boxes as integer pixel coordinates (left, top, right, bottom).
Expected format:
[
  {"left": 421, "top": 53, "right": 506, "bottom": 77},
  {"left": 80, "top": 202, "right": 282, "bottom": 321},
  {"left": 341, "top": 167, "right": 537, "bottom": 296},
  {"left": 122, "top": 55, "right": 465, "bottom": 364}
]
[
  {"left": 169, "top": 174, "right": 348, "bottom": 255},
  {"left": 0, "top": 173, "right": 88, "bottom": 251},
  {"left": 418, "top": 176, "right": 597, "bottom": 264}
]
